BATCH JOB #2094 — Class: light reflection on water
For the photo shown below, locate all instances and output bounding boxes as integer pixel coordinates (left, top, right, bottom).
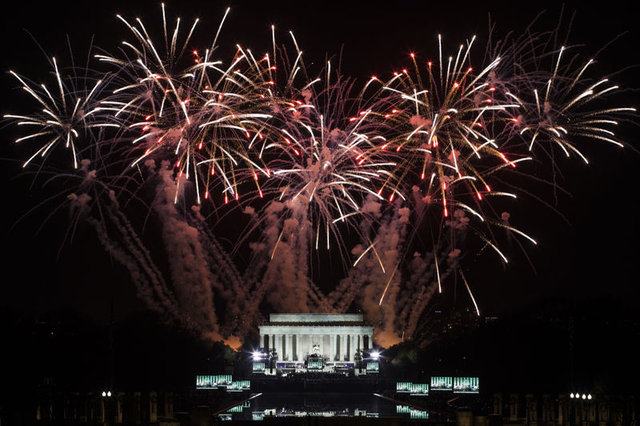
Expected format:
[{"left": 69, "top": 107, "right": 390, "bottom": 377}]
[{"left": 217, "top": 392, "right": 432, "bottom": 422}]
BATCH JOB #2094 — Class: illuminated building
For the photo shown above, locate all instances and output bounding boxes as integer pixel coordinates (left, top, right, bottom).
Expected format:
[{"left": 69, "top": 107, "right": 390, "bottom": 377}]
[{"left": 255, "top": 313, "right": 375, "bottom": 374}]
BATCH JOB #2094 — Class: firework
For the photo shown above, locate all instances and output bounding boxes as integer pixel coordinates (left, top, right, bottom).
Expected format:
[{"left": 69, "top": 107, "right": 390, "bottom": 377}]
[
  {"left": 265, "top": 72, "right": 400, "bottom": 250},
  {"left": 4, "top": 6, "right": 635, "bottom": 344},
  {"left": 96, "top": 5, "right": 279, "bottom": 206},
  {"left": 504, "top": 45, "right": 635, "bottom": 162},
  {"left": 367, "top": 36, "right": 537, "bottom": 270},
  {"left": 5, "top": 56, "right": 115, "bottom": 170}
]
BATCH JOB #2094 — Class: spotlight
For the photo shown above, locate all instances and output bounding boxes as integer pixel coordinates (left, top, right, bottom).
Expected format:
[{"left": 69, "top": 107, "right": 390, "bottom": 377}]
[
  {"left": 252, "top": 351, "right": 263, "bottom": 360},
  {"left": 582, "top": 394, "right": 587, "bottom": 400},
  {"left": 371, "top": 351, "right": 380, "bottom": 360},
  {"left": 570, "top": 393, "right": 574, "bottom": 399},
  {"left": 587, "top": 394, "right": 592, "bottom": 400},
  {"left": 107, "top": 391, "right": 112, "bottom": 397},
  {"left": 102, "top": 391, "right": 106, "bottom": 397}
]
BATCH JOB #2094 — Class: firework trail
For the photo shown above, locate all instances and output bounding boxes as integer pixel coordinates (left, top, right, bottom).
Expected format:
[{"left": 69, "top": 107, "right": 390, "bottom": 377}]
[
  {"left": 6, "top": 56, "right": 116, "bottom": 170},
  {"left": 96, "top": 5, "right": 278, "bottom": 206},
  {"left": 4, "top": 5, "right": 635, "bottom": 347}
]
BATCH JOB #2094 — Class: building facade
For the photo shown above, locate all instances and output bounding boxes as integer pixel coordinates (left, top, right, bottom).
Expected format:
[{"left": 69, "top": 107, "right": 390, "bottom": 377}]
[{"left": 256, "top": 313, "right": 375, "bottom": 374}]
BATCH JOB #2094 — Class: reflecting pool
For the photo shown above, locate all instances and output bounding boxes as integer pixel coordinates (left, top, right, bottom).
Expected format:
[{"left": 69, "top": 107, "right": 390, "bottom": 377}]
[{"left": 216, "top": 392, "right": 441, "bottom": 422}]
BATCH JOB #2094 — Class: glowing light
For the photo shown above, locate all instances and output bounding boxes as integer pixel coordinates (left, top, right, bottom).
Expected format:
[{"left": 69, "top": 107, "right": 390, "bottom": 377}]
[{"left": 4, "top": 4, "right": 634, "bottom": 346}]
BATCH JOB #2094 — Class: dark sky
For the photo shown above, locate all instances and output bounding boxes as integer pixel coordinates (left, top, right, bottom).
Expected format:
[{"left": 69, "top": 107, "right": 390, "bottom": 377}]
[{"left": 1, "top": 0, "right": 638, "bottom": 324}]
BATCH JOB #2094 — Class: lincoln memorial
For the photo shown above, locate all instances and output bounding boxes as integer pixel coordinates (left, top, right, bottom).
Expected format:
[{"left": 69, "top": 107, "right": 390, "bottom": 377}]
[{"left": 257, "top": 313, "right": 374, "bottom": 372}]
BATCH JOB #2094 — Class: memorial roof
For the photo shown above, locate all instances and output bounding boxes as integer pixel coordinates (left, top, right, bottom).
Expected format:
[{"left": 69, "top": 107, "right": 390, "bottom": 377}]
[
  {"left": 261, "top": 321, "right": 370, "bottom": 327},
  {"left": 268, "top": 313, "right": 366, "bottom": 323}
]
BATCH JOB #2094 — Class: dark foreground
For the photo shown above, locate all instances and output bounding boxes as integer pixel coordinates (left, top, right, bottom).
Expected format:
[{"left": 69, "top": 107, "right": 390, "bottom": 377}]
[{"left": 3, "top": 387, "right": 639, "bottom": 426}]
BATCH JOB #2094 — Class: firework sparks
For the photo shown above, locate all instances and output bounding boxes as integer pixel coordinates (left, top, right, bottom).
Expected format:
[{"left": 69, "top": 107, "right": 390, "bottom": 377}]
[
  {"left": 4, "top": 6, "right": 635, "bottom": 344},
  {"left": 5, "top": 58, "right": 112, "bottom": 169},
  {"left": 96, "top": 7, "right": 279, "bottom": 206}
]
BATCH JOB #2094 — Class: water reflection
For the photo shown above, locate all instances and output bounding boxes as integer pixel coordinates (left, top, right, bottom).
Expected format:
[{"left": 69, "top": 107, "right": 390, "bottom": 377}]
[{"left": 217, "top": 392, "right": 432, "bottom": 421}]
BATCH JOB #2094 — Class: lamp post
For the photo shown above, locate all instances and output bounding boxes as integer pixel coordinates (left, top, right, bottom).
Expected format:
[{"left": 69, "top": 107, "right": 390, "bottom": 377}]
[
  {"left": 355, "top": 349, "right": 363, "bottom": 374},
  {"left": 251, "top": 349, "right": 266, "bottom": 374},
  {"left": 569, "top": 392, "right": 594, "bottom": 426},
  {"left": 269, "top": 348, "right": 278, "bottom": 374},
  {"left": 363, "top": 349, "right": 380, "bottom": 375},
  {"left": 100, "top": 390, "right": 112, "bottom": 426}
]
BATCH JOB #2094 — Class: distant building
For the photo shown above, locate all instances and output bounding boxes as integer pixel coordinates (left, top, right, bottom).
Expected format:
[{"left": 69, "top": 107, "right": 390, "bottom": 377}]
[{"left": 255, "top": 313, "right": 376, "bottom": 375}]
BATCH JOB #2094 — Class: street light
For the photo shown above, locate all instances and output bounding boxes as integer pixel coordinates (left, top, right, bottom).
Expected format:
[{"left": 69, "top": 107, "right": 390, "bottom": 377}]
[{"left": 569, "top": 392, "right": 594, "bottom": 400}]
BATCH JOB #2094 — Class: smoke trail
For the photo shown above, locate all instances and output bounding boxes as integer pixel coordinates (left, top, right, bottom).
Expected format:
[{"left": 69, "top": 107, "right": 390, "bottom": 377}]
[
  {"left": 332, "top": 202, "right": 411, "bottom": 347},
  {"left": 85, "top": 203, "right": 188, "bottom": 328},
  {"left": 189, "top": 207, "right": 250, "bottom": 337},
  {"left": 153, "top": 163, "right": 222, "bottom": 340},
  {"left": 261, "top": 198, "right": 312, "bottom": 312}
]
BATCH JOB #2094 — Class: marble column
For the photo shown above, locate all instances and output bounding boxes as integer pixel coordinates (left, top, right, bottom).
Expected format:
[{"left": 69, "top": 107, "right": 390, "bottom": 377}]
[
  {"left": 354, "top": 335, "right": 359, "bottom": 359},
  {"left": 351, "top": 335, "right": 357, "bottom": 360},
  {"left": 324, "top": 334, "right": 329, "bottom": 358},
  {"left": 283, "top": 334, "right": 287, "bottom": 360},
  {"left": 344, "top": 334, "right": 353, "bottom": 361},
  {"left": 331, "top": 335, "right": 337, "bottom": 361}
]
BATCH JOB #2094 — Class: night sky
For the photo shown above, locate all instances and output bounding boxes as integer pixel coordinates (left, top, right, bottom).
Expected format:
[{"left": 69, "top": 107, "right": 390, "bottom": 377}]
[{"left": 1, "top": 0, "right": 638, "bottom": 326}]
